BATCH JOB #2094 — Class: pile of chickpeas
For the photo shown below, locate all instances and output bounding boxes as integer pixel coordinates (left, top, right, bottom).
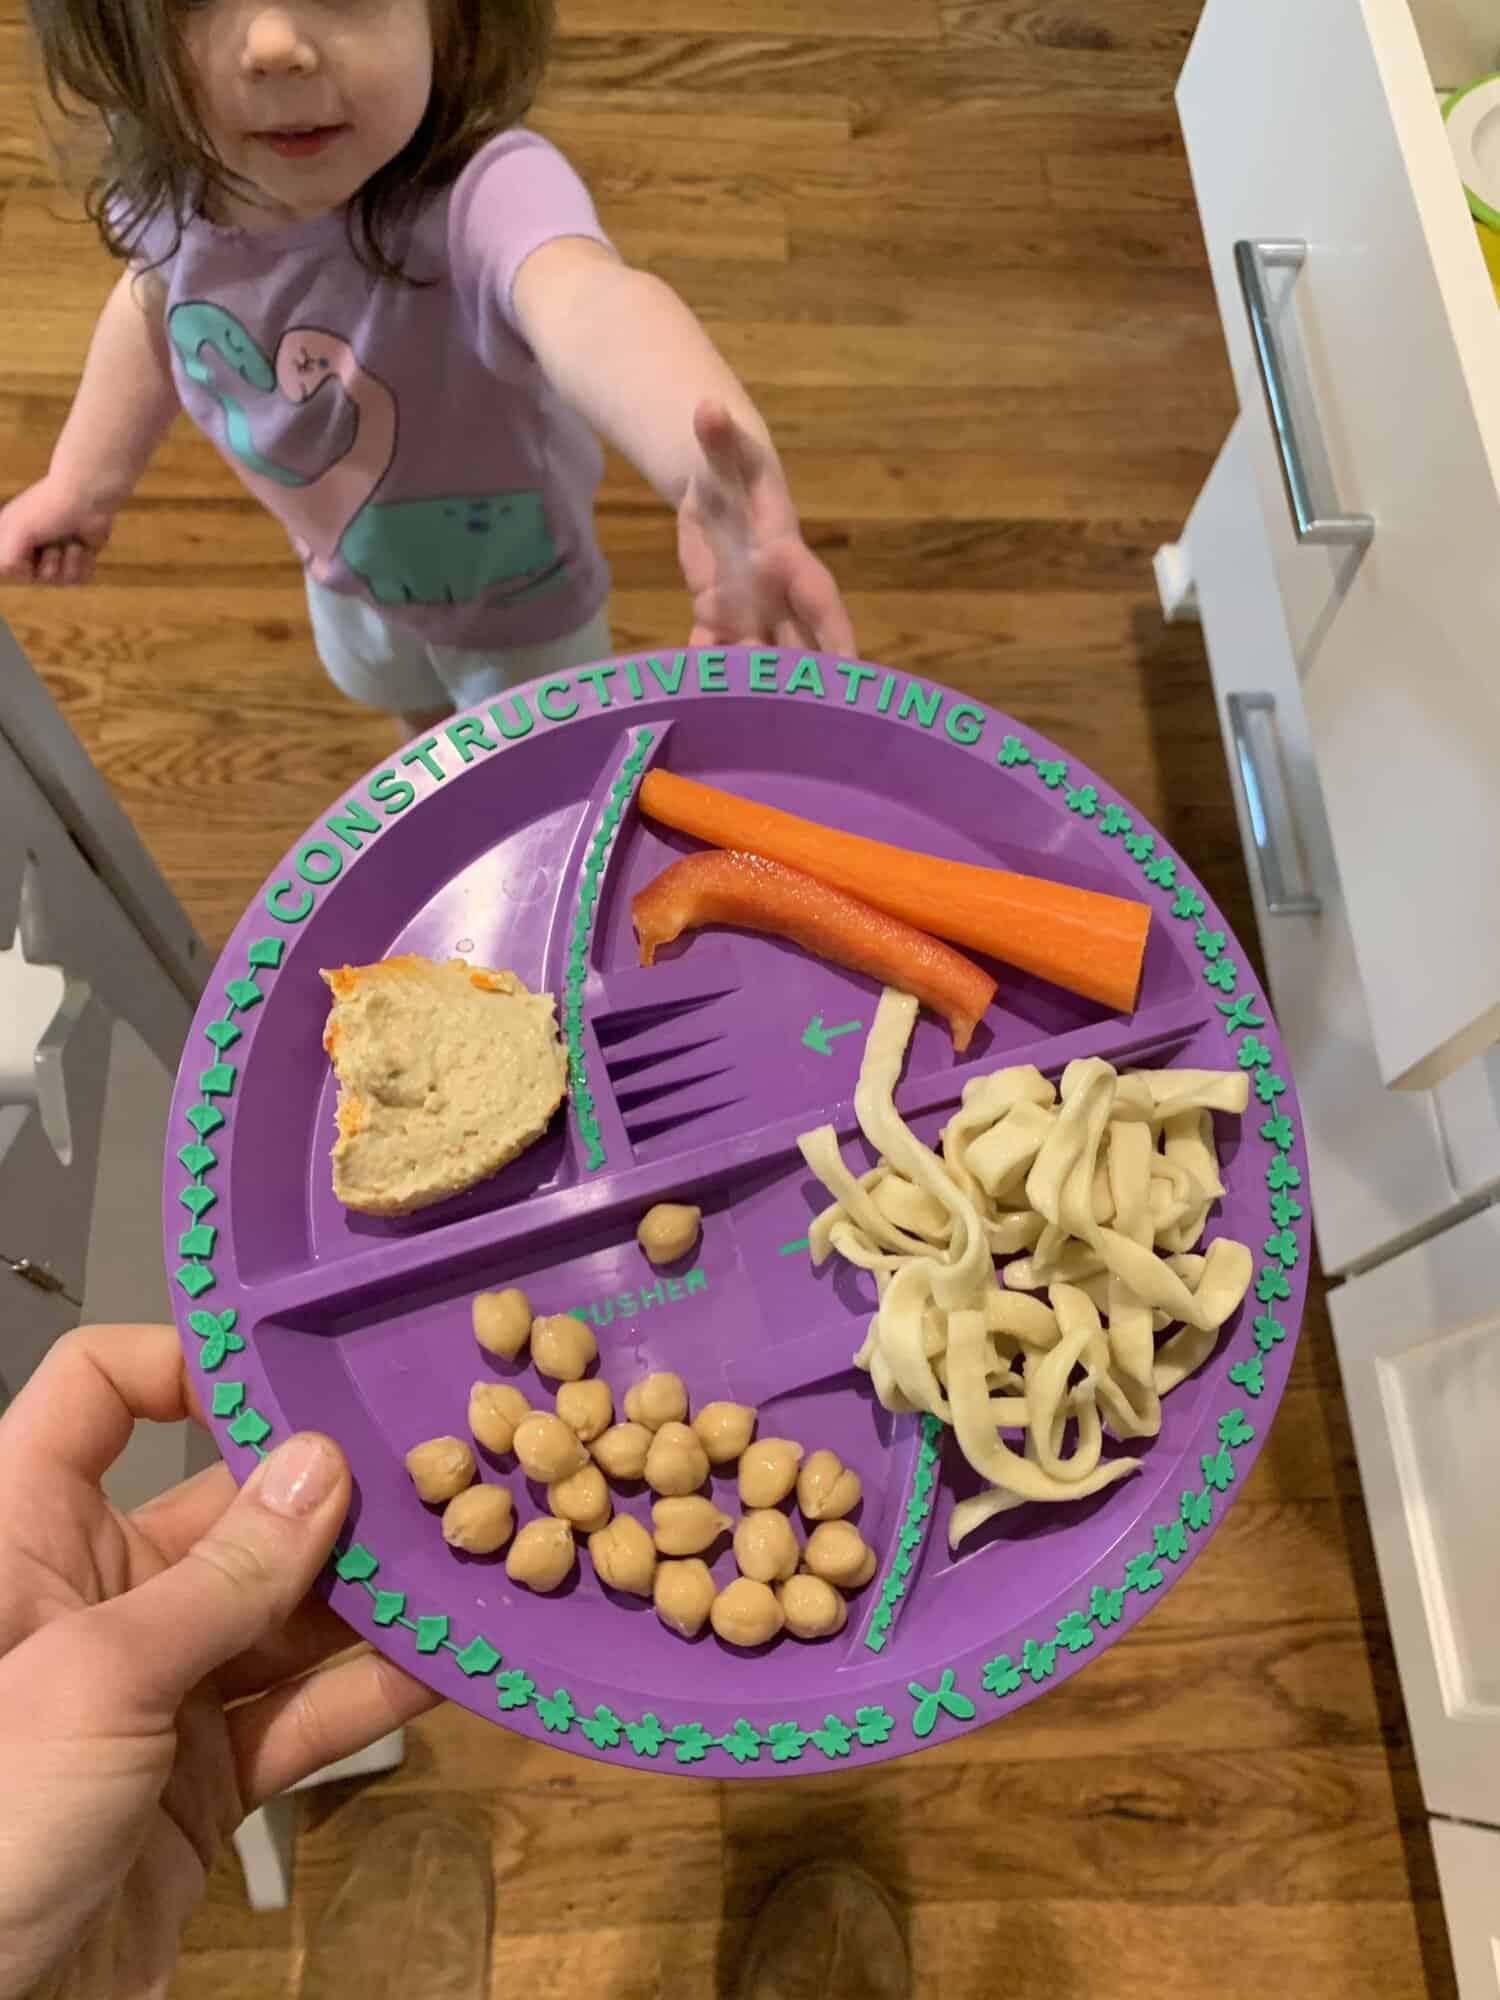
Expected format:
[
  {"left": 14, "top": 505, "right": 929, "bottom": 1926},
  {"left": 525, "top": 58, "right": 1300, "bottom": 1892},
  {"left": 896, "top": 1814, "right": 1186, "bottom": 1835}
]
[{"left": 403, "top": 1217, "right": 875, "bottom": 1649}]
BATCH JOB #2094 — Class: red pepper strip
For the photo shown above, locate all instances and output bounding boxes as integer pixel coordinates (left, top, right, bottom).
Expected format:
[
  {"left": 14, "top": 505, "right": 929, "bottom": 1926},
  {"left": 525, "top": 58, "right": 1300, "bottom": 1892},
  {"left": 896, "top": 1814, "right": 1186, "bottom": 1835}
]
[{"left": 632, "top": 850, "right": 997, "bottom": 1052}]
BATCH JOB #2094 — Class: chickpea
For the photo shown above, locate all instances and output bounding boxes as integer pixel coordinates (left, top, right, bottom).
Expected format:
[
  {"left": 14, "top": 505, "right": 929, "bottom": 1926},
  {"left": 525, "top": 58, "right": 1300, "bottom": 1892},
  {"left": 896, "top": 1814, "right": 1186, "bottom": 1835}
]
[
  {"left": 468, "top": 1382, "right": 529, "bottom": 1456},
  {"left": 512, "top": 1411, "right": 589, "bottom": 1484},
  {"left": 693, "top": 1400, "right": 757, "bottom": 1466},
  {"left": 548, "top": 1462, "right": 612, "bottom": 1533},
  {"left": 557, "top": 1378, "right": 613, "bottom": 1443},
  {"left": 505, "top": 1516, "right": 576, "bottom": 1594},
  {"left": 738, "top": 1438, "right": 803, "bottom": 1509},
  {"left": 654, "top": 1558, "right": 717, "bottom": 1639},
  {"left": 623, "top": 1372, "right": 688, "bottom": 1432},
  {"left": 588, "top": 1514, "right": 657, "bottom": 1597},
  {"left": 644, "top": 1421, "right": 710, "bottom": 1498},
  {"left": 734, "top": 1508, "right": 800, "bottom": 1585},
  {"left": 797, "top": 1449, "right": 863, "bottom": 1523},
  {"left": 651, "top": 1495, "right": 732, "bottom": 1557},
  {"left": 472, "top": 1287, "right": 531, "bottom": 1360},
  {"left": 530, "top": 1312, "right": 598, "bottom": 1383},
  {"left": 637, "top": 1202, "right": 702, "bottom": 1265},
  {"left": 405, "top": 1436, "right": 475, "bottom": 1504},
  {"left": 804, "top": 1520, "right": 876, "bottom": 1590},
  {"left": 710, "top": 1577, "right": 785, "bottom": 1648},
  {"left": 441, "top": 1484, "right": 514, "bottom": 1555},
  {"left": 779, "top": 1573, "right": 849, "bottom": 1641},
  {"left": 591, "top": 1421, "right": 652, "bottom": 1482}
]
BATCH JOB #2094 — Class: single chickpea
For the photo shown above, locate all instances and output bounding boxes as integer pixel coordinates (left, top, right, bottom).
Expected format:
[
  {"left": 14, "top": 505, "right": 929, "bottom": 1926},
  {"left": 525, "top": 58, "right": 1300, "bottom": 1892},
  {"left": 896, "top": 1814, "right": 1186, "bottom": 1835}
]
[
  {"left": 623, "top": 1372, "right": 688, "bottom": 1432},
  {"left": 405, "top": 1436, "right": 475, "bottom": 1504},
  {"left": 588, "top": 1513, "right": 657, "bottom": 1597},
  {"left": 636, "top": 1202, "right": 702, "bottom": 1265},
  {"left": 644, "top": 1421, "right": 710, "bottom": 1497},
  {"left": 779, "top": 1573, "right": 849, "bottom": 1641},
  {"left": 467, "top": 1382, "right": 529, "bottom": 1456},
  {"left": 693, "top": 1400, "right": 757, "bottom": 1466},
  {"left": 797, "top": 1449, "right": 863, "bottom": 1522},
  {"left": 710, "top": 1577, "right": 785, "bottom": 1648},
  {"left": 512, "top": 1411, "right": 589, "bottom": 1484},
  {"left": 591, "top": 1421, "right": 652, "bottom": 1482},
  {"left": 557, "top": 1378, "right": 613, "bottom": 1443},
  {"left": 505, "top": 1516, "right": 576, "bottom": 1594},
  {"left": 441, "top": 1485, "right": 514, "bottom": 1555},
  {"left": 547, "top": 1462, "right": 612, "bottom": 1533},
  {"left": 738, "top": 1437, "right": 803, "bottom": 1509},
  {"left": 804, "top": 1520, "right": 877, "bottom": 1590},
  {"left": 530, "top": 1312, "right": 598, "bottom": 1383},
  {"left": 471, "top": 1287, "right": 531, "bottom": 1360},
  {"left": 651, "top": 1495, "right": 732, "bottom": 1557},
  {"left": 734, "top": 1509, "right": 800, "bottom": 1585},
  {"left": 654, "top": 1558, "right": 717, "bottom": 1639}
]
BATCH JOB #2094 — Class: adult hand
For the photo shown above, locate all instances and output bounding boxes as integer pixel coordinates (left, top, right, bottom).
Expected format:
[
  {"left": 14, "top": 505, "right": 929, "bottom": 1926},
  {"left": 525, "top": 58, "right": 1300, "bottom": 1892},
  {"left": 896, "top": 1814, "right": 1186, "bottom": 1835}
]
[
  {"left": 0, "top": 1323, "right": 438, "bottom": 2000},
  {"left": 676, "top": 401, "right": 856, "bottom": 655}
]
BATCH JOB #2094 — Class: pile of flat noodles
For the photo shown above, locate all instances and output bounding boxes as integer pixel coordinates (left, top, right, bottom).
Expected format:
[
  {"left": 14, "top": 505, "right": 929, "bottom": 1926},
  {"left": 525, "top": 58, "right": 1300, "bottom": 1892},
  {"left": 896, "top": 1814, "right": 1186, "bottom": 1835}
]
[{"left": 798, "top": 990, "right": 1254, "bottom": 1551}]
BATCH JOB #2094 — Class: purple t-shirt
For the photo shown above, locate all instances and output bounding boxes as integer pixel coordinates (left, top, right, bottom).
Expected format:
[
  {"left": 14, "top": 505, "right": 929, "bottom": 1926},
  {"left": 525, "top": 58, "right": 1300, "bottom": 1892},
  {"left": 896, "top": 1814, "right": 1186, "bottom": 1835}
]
[{"left": 133, "top": 132, "right": 612, "bottom": 649}]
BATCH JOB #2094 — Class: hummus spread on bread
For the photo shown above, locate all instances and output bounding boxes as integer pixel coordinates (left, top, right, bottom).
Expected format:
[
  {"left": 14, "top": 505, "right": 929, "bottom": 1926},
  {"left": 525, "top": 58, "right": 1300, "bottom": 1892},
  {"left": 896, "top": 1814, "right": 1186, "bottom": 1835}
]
[{"left": 320, "top": 955, "right": 567, "bottom": 1216}]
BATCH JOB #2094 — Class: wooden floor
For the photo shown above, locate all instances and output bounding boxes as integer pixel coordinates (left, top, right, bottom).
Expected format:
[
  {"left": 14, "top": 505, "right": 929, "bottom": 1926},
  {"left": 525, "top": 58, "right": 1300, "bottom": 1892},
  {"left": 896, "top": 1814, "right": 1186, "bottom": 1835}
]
[{"left": 0, "top": 1, "right": 1457, "bottom": 1994}]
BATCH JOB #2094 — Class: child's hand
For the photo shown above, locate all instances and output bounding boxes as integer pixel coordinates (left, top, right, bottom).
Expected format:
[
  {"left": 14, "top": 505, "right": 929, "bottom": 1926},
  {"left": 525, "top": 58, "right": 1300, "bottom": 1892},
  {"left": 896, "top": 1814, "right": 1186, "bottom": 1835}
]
[
  {"left": 677, "top": 401, "right": 855, "bottom": 654},
  {"left": 0, "top": 476, "right": 114, "bottom": 585}
]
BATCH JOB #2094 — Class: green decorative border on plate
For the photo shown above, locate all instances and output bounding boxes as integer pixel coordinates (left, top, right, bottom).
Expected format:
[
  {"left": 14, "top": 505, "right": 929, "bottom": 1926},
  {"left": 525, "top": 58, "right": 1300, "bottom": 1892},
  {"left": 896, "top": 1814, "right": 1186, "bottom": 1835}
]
[{"left": 177, "top": 725, "right": 1303, "bottom": 1766}]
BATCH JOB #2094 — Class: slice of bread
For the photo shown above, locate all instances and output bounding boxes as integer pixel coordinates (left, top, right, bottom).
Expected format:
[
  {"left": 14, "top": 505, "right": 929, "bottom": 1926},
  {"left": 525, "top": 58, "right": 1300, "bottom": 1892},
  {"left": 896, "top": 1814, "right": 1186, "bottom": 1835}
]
[{"left": 320, "top": 955, "right": 567, "bottom": 1216}]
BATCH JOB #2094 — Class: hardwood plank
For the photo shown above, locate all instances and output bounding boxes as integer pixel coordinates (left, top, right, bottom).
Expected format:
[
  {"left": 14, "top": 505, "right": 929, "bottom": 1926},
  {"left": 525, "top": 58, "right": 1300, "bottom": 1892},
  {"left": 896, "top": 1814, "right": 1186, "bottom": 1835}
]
[
  {"left": 704, "top": 318, "right": 1228, "bottom": 393},
  {"left": 921, "top": 1898, "right": 1434, "bottom": 2000},
  {"left": 941, "top": 1, "right": 1197, "bottom": 54},
  {"left": 291, "top": 1778, "right": 724, "bottom": 1940},
  {"left": 167, "top": 1944, "right": 300, "bottom": 2000},
  {"left": 548, "top": 36, "right": 1185, "bottom": 111},
  {"left": 1047, "top": 146, "right": 1206, "bottom": 212},
  {"left": 792, "top": 203, "right": 1216, "bottom": 275},
  {"left": 718, "top": 1744, "right": 1424, "bottom": 1907},
  {"left": 560, "top": 0, "right": 942, "bottom": 38}
]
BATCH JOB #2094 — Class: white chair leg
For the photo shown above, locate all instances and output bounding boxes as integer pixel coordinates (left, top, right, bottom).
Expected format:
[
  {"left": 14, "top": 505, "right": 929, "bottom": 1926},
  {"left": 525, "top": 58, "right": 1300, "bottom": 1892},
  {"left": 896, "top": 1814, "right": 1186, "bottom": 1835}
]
[
  {"left": 233, "top": 1729, "right": 408, "bottom": 1911},
  {"left": 233, "top": 1794, "right": 299, "bottom": 1913},
  {"left": 1153, "top": 540, "right": 1201, "bottom": 623}
]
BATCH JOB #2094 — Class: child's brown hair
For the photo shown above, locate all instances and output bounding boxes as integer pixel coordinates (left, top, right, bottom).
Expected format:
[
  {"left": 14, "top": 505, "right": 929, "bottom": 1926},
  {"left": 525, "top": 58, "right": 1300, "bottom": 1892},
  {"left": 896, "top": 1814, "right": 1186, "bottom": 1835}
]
[{"left": 27, "top": 0, "right": 554, "bottom": 280}]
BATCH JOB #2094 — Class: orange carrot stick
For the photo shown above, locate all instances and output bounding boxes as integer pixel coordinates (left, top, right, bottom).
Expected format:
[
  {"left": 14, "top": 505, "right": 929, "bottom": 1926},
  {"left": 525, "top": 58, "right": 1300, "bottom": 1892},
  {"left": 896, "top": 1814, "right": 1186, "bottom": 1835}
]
[
  {"left": 638, "top": 768, "right": 1149, "bottom": 1014},
  {"left": 632, "top": 850, "right": 997, "bottom": 1052}
]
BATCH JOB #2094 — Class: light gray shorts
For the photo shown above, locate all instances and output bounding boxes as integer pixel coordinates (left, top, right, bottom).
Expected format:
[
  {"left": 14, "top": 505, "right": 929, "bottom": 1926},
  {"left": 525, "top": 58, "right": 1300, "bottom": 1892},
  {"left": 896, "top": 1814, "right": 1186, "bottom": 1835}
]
[{"left": 305, "top": 576, "right": 613, "bottom": 716}]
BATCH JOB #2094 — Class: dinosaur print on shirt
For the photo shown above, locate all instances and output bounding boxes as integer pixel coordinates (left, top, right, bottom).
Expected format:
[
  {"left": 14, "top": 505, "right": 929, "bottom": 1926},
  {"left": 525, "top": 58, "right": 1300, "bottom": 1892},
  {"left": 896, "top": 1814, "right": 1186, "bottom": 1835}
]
[{"left": 167, "top": 301, "right": 563, "bottom": 609}]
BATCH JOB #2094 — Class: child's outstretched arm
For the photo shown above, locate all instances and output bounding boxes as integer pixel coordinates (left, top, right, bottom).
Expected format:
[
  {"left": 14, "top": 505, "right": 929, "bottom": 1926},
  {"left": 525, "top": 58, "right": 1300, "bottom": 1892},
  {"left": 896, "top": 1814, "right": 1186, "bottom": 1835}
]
[
  {"left": 0, "top": 268, "right": 179, "bottom": 586},
  {"left": 512, "top": 239, "right": 854, "bottom": 654}
]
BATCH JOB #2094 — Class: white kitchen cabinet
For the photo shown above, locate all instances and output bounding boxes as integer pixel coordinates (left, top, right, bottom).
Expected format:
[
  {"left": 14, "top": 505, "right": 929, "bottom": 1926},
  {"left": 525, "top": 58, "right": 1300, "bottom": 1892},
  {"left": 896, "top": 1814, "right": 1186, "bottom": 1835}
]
[
  {"left": 1178, "top": 419, "right": 1480, "bottom": 1279},
  {"left": 1169, "top": 4, "right": 1500, "bottom": 1987},
  {"left": 1179, "top": 0, "right": 1500, "bottom": 1090},
  {"left": 1329, "top": 1207, "right": 1500, "bottom": 1828},
  {"left": 1430, "top": 1819, "right": 1500, "bottom": 2000}
]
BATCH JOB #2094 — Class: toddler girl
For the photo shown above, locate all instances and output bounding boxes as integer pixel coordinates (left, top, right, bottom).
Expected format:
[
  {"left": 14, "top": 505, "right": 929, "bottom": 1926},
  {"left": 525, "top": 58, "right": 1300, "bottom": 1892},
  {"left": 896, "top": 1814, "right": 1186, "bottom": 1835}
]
[{"left": 0, "top": 0, "right": 853, "bottom": 730}]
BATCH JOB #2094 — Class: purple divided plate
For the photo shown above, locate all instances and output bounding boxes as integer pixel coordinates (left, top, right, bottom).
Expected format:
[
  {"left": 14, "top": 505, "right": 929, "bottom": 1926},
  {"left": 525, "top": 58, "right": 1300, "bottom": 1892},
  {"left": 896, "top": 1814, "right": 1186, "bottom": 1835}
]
[{"left": 163, "top": 648, "right": 1309, "bottom": 1776}]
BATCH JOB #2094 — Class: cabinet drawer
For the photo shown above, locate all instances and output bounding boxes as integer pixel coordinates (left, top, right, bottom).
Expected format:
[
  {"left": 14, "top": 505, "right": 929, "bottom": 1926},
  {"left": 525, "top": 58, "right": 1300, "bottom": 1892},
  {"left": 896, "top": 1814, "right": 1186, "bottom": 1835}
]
[
  {"left": 1183, "top": 421, "right": 1471, "bottom": 1276},
  {"left": 1179, "top": 0, "right": 1500, "bottom": 1090}
]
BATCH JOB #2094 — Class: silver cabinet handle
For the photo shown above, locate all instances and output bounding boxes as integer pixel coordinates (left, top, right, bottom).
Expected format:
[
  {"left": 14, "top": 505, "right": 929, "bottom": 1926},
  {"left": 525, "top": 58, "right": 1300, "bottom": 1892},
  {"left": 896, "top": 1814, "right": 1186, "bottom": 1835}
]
[
  {"left": 1234, "top": 239, "right": 1375, "bottom": 550},
  {"left": 1227, "top": 693, "right": 1321, "bottom": 917}
]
